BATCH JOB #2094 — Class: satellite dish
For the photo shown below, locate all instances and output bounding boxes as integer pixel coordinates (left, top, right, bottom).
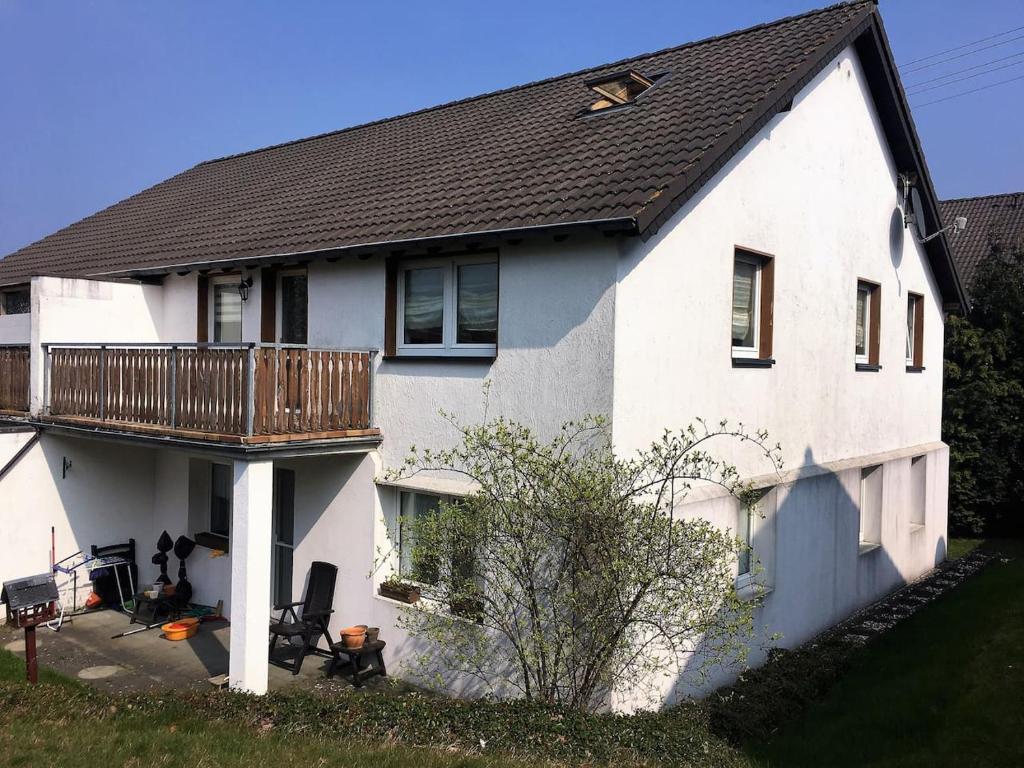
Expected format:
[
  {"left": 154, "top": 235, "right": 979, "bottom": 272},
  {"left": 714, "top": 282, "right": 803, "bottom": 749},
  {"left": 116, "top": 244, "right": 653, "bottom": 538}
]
[{"left": 909, "top": 187, "right": 926, "bottom": 240}]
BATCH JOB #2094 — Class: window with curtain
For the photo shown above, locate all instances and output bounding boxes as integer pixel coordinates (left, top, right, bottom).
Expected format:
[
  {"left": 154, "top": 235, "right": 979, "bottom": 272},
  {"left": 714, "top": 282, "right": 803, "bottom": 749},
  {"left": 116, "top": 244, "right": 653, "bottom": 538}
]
[
  {"left": 213, "top": 282, "right": 242, "bottom": 343},
  {"left": 398, "top": 256, "right": 498, "bottom": 355},
  {"left": 855, "top": 285, "right": 870, "bottom": 362},
  {"left": 731, "top": 257, "right": 759, "bottom": 354}
]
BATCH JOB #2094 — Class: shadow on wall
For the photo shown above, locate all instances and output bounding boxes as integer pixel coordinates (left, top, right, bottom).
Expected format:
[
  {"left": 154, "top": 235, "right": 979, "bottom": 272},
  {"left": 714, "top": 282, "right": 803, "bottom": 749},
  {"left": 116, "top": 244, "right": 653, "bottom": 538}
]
[{"left": 665, "top": 446, "right": 940, "bottom": 709}]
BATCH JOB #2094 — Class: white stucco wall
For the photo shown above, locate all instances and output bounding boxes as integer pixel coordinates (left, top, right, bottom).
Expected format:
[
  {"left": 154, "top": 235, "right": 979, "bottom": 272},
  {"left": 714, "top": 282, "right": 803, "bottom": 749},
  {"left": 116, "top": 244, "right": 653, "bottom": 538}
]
[
  {"left": 613, "top": 46, "right": 946, "bottom": 477},
  {"left": 0, "top": 432, "right": 158, "bottom": 603},
  {"left": 28, "top": 277, "right": 166, "bottom": 413},
  {"left": 302, "top": 239, "right": 619, "bottom": 469},
  {"left": 610, "top": 440, "right": 948, "bottom": 711}
]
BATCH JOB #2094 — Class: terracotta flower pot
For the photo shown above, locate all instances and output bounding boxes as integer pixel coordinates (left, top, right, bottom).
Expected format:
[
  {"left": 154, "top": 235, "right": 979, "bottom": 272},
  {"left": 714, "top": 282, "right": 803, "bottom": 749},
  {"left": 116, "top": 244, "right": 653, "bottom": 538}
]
[{"left": 341, "top": 626, "right": 366, "bottom": 649}]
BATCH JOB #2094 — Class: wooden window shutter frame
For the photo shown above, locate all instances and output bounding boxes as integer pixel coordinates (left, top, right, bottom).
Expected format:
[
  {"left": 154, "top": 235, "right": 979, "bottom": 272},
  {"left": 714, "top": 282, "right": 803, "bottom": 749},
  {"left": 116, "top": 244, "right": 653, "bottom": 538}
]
[
  {"left": 758, "top": 255, "right": 775, "bottom": 359},
  {"left": 384, "top": 257, "right": 398, "bottom": 357},
  {"left": 912, "top": 292, "right": 925, "bottom": 368},
  {"left": 868, "top": 283, "right": 881, "bottom": 366},
  {"left": 261, "top": 267, "right": 279, "bottom": 343},
  {"left": 196, "top": 274, "right": 209, "bottom": 343}
]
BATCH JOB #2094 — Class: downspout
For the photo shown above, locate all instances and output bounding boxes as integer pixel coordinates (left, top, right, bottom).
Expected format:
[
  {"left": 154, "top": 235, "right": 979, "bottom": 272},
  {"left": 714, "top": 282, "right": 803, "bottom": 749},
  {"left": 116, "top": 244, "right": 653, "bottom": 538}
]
[{"left": 0, "top": 428, "right": 41, "bottom": 482}]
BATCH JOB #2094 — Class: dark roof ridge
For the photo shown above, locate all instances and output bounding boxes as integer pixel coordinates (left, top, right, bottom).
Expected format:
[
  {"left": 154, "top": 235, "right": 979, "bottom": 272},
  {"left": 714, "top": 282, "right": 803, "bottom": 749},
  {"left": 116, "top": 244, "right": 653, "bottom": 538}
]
[
  {"left": 941, "top": 191, "right": 1024, "bottom": 203},
  {"left": 199, "top": 0, "right": 876, "bottom": 168}
]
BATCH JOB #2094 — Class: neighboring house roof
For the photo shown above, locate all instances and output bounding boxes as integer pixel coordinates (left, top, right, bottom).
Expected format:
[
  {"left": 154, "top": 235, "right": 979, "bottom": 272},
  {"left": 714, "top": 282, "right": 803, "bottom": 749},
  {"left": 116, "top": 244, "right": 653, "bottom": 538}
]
[
  {"left": 0, "top": 0, "right": 966, "bottom": 311},
  {"left": 940, "top": 192, "right": 1024, "bottom": 294}
]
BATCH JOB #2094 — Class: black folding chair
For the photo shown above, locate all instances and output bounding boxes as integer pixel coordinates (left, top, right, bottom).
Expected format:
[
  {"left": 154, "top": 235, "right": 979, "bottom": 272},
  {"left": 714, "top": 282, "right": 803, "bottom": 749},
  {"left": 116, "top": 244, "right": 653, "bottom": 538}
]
[{"left": 268, "top": 561, "right": 338, "bottom": 675}]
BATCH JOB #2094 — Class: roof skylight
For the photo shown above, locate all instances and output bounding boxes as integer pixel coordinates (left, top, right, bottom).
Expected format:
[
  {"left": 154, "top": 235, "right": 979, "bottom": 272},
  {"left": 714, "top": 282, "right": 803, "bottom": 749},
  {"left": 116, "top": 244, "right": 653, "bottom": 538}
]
[{"left": 585, "top": 70, "right": 655, "bottom": 111}]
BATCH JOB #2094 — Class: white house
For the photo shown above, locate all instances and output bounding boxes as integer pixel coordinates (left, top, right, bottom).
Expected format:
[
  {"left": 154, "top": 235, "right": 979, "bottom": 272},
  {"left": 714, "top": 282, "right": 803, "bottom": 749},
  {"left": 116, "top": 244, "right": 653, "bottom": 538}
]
[{"left": 0, "top": 0, "right": 965, "bottom": 708}]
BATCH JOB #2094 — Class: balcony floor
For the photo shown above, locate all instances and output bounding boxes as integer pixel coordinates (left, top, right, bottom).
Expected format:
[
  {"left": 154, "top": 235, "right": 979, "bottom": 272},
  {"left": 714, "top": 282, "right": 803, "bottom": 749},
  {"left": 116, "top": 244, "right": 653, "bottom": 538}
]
[{"left": 38, "top": 413, "right": 381, "bottom": 445}]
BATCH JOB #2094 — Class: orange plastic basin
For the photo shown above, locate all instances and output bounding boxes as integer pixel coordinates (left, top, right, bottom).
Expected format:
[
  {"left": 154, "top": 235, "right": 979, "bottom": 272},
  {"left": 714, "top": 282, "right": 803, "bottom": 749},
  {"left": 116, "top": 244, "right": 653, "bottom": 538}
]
[{"left": 161, "top": 617, "right": 200, "bottom": 641}]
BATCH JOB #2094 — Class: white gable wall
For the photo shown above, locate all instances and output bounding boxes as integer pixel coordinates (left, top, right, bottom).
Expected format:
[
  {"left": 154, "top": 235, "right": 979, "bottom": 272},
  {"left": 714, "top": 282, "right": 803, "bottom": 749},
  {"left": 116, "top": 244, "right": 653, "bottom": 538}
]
[
  {"left": 609, "top": 46, "right": 950, "bottom": 710},
  {"left": 613, "top": 46, "right": 945, "bottom": 476}
]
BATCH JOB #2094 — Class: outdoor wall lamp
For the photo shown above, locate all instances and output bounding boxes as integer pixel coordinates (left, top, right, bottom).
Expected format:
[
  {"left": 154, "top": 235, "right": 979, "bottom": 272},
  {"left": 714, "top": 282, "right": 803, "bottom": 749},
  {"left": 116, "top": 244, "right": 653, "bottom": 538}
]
[{"left": 237, "top": 276, "right": 254, "bottom": 302}]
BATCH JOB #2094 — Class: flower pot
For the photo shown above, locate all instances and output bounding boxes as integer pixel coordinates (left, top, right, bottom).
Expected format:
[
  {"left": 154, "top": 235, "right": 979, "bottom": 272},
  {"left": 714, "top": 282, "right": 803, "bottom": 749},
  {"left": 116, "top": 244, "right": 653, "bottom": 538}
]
[
  {"left": 365, "top": 627, "right": 380, "bottom": 643},
  {"left": 341, "top": 626, "right": 366, "bottom": 649}
]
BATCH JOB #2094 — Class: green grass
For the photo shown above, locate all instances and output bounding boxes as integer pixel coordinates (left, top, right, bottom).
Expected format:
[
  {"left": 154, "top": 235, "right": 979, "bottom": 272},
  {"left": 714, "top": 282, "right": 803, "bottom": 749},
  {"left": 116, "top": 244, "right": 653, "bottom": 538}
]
[
  {"left": 947, "top": 537, "right": 984, "bottom": 560},
  {"left": 3, "top": 538, "right": 1018, "bottom": 767},
  {"left": 749, "top": 539, "right": 1024, "bottom": 768}
]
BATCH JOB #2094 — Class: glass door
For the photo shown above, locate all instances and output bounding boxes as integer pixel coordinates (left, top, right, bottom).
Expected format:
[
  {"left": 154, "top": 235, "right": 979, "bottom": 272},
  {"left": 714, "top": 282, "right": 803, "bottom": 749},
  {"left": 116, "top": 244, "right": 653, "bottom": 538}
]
[{"left": 272, "top": 468, "right": 296, "bottom": 607}]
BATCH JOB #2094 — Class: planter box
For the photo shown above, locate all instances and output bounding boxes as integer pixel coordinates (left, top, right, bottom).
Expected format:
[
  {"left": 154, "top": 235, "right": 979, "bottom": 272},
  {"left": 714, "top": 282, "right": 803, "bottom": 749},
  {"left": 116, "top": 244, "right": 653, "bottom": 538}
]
[{"left": 378, "top": 583, "right": 421, "bottom": 604}]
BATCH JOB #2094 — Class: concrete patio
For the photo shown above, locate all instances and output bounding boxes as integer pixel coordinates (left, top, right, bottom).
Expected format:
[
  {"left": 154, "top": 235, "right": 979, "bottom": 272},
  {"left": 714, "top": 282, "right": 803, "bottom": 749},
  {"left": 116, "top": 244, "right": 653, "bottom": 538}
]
[{"left": 0, "top": 607, "right": 386, "bottom": 695}]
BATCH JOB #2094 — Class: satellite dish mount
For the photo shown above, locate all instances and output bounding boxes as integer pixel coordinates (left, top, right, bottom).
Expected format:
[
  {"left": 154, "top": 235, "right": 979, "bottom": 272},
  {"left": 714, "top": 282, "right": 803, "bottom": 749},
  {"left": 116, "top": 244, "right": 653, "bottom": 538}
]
[{"left": 900, "top": 171, "right": 966, "bottom": 244}]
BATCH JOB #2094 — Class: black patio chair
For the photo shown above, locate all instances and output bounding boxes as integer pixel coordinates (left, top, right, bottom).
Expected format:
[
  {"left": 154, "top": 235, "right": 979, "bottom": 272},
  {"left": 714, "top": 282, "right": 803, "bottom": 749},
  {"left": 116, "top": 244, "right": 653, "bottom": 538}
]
[{"left": 268, "top": 561, "right": 338, "bottom": 675}]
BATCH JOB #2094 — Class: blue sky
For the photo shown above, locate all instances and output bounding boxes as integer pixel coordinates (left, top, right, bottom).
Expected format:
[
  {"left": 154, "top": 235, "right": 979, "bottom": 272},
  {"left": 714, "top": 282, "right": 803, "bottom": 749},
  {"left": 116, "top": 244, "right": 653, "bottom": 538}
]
[{"left": 1, "top": 0, "right": 1021, "bottom": 256}]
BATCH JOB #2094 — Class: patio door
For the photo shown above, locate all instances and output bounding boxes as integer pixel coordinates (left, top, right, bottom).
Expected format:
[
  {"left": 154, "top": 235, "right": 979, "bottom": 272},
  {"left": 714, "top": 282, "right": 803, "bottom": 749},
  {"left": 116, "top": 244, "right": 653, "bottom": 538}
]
[{"left": 272, "top": 468, "right": 296, "bottom": 607}]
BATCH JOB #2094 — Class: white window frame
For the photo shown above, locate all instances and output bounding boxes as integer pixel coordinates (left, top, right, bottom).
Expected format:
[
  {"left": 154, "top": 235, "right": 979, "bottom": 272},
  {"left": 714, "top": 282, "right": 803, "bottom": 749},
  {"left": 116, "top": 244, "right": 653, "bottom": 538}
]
[
  {"left": 397, "top": 490, "right": 449, "bottom": 587},
  {"left": 731, "top": 254, "right": 761, "bottom": 359},
  {"left": 396, "top": 255, "right": 498, "bottom": 357},
  {"left": 859, "top": 464, "right": 883, "bottom": 552},
  {"left": 736, "top": 505, "right": 754, "bottom": 582},
  {"left": 275, "top": 268, "right": 308, "bottom": 345},
  {"left": 209, "top": 275, "right": 243, "bottom": 344},
  {"left": 855, "top": 284, "right": 872, "bottom": 365}
]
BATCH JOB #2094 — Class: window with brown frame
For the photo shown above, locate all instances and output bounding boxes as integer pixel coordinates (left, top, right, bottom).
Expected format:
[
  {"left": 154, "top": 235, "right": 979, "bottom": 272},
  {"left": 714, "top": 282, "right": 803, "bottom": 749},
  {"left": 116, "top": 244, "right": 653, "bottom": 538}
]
[
  {"left": 906, "top": 292, "right": 924, "bottom": 371},
  {"left": 731, "top": 248, "right": 774, "bottom": 366},
  {"left": 855, "top": 280, "right": 881, "bottom": 370}
]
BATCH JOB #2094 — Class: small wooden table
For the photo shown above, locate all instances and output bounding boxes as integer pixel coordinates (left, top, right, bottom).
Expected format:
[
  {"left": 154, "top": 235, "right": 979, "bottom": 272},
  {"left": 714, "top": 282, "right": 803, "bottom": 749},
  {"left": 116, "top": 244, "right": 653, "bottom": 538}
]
[{"left": 327, "top": 639, "right": 387, "bottom": 687}]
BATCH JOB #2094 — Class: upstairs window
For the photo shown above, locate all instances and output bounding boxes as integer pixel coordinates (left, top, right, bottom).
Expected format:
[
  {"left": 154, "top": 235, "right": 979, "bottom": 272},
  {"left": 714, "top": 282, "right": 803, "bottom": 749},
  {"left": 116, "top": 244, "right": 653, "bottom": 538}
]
[
  {"left": 0, "top": 287, "right": 30, "bottom": 315},
  {"left": 211, "top": 277, "right": 243, "bottom": 343},
  {"left": 396, "top": 256, "right": 498, "bottom": 357},
  {"left": 586, "top": 70, "right": 654, "bottom": 111},
  {"left": 278, "top": 270, "right": 308, "bottom": 345},
  {"left": 731, "top": 249, "right": 774, "bottom": 362},
  {"left": 855, "top": 280, "right": 880, "bottom": 369},
  {"left": 906, "top": 292, "right": 924, "bottom": 370}
]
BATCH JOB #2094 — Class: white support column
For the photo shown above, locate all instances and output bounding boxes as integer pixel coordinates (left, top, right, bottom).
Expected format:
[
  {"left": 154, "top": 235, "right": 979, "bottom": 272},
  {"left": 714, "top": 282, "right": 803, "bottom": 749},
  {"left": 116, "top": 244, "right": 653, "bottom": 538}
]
[{"left": 229, "top": 458, "right": 273, "bottom": 694}]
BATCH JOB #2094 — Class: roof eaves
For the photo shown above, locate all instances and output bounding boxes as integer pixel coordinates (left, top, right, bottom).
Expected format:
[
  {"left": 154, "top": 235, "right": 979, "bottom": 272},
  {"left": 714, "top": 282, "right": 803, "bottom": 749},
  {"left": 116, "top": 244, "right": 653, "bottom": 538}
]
[
  {"left": 857, "top": 14, "right": 967, "bottom": 313},
  {"left": 89, "top": 216, "right": 640, "bottom": 279}
]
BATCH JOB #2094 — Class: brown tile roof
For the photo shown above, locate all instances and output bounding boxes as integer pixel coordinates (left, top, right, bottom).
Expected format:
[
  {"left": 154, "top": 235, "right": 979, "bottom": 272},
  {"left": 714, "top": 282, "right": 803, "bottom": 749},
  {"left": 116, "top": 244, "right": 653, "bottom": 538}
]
[
  {"left": 5, "top": 0, "right": 965, "bottom": 312},
  {"left": 0, "top": 2, "right": 877, "bottom": 286},
  {"left": 940, "top": 192, "right": 1024, "bottom": 294}
]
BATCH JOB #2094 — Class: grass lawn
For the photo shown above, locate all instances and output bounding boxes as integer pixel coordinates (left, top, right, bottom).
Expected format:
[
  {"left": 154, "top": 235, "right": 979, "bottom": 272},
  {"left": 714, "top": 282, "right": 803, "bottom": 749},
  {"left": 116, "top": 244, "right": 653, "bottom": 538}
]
[
  {"left": 2, "top": 538, "right": 1018, "bottom": 767},
  {"left": 0, "top": 651, "right": 531, "bottom": 768},
  {"left": 749, "top": 539, "right": 1024, "bottom": 768}
]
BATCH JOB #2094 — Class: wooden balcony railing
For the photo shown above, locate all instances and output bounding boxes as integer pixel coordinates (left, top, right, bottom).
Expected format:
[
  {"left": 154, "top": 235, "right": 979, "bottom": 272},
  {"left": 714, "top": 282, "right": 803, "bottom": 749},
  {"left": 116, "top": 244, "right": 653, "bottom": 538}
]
[
  {"left": 0, "top": 345, "right": 30, "bottom": 414},
  {"left": 43, "top": 343, "right": 376, "bottom": 443}
]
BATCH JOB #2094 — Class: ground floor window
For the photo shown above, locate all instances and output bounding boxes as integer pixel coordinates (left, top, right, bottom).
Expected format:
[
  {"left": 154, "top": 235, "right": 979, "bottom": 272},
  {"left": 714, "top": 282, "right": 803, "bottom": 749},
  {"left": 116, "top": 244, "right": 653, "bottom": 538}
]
[
  {"left": 398, "top": 490, "right": 444, "bottom": 584},
  {"left": 859, "top": 465, "right": 883, "bottom": 549}
]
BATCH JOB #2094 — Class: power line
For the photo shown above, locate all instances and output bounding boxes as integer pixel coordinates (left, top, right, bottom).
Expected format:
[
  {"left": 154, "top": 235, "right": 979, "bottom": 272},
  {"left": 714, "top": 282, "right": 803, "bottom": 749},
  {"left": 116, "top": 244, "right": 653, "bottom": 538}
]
[
  {"left": 902, "top": 32, "right": 1024, "bottom": 73},
  {"left": 912, "top": 72, "right": 1024, "bottom": 107},
  {"left": 906, "top": 59, "right": 1024, "bottom": 95},
  {"left": 905, "top": 50, "right": 1024, "bottom": 89},
  {"left": 900, "top": 23, "right": 1024, "bottom": 67}
]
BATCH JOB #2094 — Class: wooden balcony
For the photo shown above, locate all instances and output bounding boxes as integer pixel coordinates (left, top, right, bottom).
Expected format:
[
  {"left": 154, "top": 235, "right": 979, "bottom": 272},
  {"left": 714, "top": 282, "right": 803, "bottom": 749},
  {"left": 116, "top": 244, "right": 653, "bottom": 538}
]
[
  {"left": 0, "top": 345, "right": 30, "bottom": 415},
  {"left": 41, "top": 343, "right": 378, "bottom": 445}
]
